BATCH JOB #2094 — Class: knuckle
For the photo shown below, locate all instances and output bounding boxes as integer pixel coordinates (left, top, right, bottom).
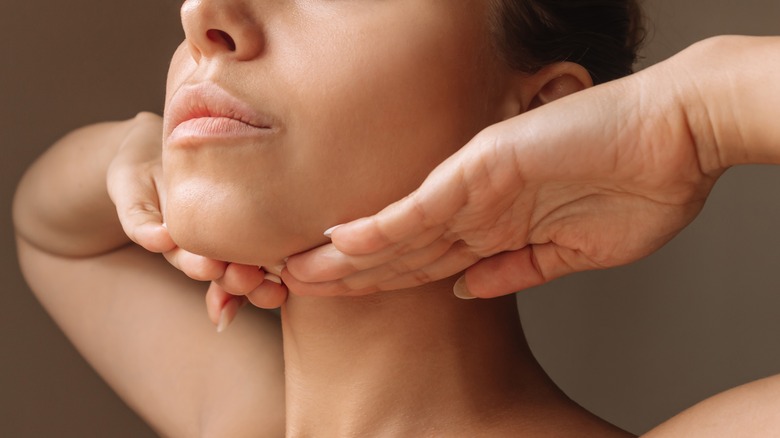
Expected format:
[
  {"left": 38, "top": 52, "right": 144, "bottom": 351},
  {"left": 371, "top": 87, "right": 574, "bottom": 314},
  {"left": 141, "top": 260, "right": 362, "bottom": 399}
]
[
  {"left": 128, "top": 202, "right": 161, "bottom": 220},
  {"left": 293, "top": 279, "right": 349, "bottom": 297},
  {"left": 339, "top": 276, "right": 363, "bottom": 294},
  {"left": 411, "top": 269, "right": 434, "bottom": 285},
  {"left": 322, "top": 281, "right": 352, "bottom": 297},
  {"left": 345, "top": 286, "right": 379, "bottom": 297},
  {"left": 386, "top": 256, "right": 414, "bottom": 276},
  {"left": 184, "top": 259, "right": 219, "bottom": 281}
]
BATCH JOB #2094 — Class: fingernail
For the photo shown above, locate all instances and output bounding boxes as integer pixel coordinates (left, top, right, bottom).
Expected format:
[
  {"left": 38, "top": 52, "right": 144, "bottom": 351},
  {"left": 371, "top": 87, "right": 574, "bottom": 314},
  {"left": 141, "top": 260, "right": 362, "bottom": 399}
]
[
  {"left": 216, "top": 298, "right": 240, "bottom": 333},
  {"left": 264, "top": 273, "right": 283, "bottom": 284},
  {"left": 161, "top": 222, "right": 168, "bottom": 229},
  {"left": 264, "top": 264, "right": 285, "bottom": 276},
  {"left": 453, "top": 275, "right": 476, "bottom": 300},
  {"left": 323, "top": 224, "right": 343, "bottom": 238}
]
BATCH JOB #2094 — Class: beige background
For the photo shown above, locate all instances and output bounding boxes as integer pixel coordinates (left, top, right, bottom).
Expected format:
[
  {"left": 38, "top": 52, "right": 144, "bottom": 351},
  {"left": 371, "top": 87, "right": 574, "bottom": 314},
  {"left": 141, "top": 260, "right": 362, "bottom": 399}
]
[{"left": 1, "top": 1, "right": 778, "bottom": 436}]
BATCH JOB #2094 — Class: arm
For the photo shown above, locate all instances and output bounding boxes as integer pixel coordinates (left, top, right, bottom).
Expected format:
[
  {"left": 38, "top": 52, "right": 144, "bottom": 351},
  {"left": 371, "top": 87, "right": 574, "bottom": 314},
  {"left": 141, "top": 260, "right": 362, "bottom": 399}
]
[
  {"left": 674, "top": 36, "right": 780, "bottom": 170},
  {"left": 13, "top": 115, "right": 285, "bottom": 437},
  {"left": 640, "top": 36, "right": 780, "bottom": 437},
  {"left": 14, "top": 119, "right": 133, "bottom": 256}
]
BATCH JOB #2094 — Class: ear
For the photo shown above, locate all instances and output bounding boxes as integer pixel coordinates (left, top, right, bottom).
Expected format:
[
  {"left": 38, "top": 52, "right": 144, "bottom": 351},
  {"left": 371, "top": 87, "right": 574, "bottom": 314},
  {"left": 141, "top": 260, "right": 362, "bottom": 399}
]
[{"left": 520, "top": 62, "right": 593, "bottom": 111}]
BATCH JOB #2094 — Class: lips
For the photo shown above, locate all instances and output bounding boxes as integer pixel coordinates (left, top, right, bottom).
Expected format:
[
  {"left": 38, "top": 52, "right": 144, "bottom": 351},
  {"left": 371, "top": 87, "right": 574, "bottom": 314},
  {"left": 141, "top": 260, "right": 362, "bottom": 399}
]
[{"left": 165, "top": 82, "right": 277, "bottom": 145}]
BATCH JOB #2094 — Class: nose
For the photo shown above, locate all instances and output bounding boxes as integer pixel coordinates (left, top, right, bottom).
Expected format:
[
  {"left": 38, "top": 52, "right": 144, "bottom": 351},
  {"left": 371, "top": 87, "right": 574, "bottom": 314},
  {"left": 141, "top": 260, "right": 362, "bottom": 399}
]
[{"left": 181, "top": 0, "right": 265, "bottom": 63}]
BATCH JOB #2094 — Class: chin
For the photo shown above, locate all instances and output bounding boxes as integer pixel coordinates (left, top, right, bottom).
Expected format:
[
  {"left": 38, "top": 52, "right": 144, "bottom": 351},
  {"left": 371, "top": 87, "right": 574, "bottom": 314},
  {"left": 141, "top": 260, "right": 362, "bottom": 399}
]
[
  {"left": 164, "top": 206, "right": 315, "bottom": 267},
  {"left": 162, "top": 174, "right": 319, "bottom": 265}
]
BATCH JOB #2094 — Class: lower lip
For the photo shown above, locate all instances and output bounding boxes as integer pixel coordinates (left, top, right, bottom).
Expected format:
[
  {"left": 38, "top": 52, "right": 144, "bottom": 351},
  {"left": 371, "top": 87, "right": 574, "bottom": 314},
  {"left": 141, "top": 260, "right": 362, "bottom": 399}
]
[{"left": 168, "top": 117, "right": 274, "bottom": 145}]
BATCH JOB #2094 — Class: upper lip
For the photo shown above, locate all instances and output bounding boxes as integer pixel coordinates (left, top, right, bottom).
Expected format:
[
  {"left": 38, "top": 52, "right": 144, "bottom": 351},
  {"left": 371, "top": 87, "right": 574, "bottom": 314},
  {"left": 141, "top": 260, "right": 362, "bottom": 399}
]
[{"left": 165, "top": 82, "right": 276, "bottom": 137}]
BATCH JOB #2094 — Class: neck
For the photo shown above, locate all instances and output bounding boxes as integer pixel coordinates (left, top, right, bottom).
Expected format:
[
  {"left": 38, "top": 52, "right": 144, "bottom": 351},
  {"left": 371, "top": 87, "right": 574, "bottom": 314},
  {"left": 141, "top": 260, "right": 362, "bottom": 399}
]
[{"left": 281, "top": 278, "right": 570, "bottom": 437}]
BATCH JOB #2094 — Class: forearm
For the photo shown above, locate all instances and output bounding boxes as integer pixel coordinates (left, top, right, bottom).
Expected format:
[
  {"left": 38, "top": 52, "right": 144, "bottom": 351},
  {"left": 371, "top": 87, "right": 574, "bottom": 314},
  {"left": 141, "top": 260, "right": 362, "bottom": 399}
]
[
  {"left": 13, "top": 116, "right": 141, "bottom": 256},
  {"left": 668, "top": 36, "right": 780, "bottom": 171}
]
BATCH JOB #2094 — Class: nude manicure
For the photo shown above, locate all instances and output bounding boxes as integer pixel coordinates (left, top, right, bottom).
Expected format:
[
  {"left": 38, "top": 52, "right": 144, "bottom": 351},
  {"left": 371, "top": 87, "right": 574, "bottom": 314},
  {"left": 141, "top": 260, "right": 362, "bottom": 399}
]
[
  {"left": 264, "top": 273, "right": 283, "bottom": 284},
  {"left": 265, "top": 264, "right": 285, "bottom": 276},
  {"left": 453, "top": 275, "right": 476, "bottom": 300},
  {"left": 216, "top": 298, "right": 241, "bottom": 333},
  {"left": 323, "top": 224, "right": 342, "bottom": 238}
]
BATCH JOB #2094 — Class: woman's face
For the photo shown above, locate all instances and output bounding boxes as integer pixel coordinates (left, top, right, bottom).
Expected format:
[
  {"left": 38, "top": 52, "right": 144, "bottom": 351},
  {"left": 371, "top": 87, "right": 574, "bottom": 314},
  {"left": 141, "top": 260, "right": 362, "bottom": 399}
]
[{"left": 163, "top": 0, "right": 517, "bottom": 266}]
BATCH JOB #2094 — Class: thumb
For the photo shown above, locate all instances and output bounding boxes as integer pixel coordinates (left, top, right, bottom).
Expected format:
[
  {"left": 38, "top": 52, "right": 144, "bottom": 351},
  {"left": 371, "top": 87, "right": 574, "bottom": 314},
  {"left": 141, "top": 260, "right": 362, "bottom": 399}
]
[
  {"left": 108, "top": 170, "right": 175, "bottom": 253},
  {"left": 463, "top": 244, "right": 584, "bottom": 298},
  {"left": 117, "top": 198, "right": 176, "bottom": 253}
]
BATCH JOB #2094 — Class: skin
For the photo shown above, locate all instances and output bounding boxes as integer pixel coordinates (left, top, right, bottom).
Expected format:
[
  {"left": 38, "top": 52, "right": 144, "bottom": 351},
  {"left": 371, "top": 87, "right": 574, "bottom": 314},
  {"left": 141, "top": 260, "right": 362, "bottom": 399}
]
[
  {"left": 160, "top": 0, "right": 593, "bottom": 314},
  {"left": 163, "top": 0, "right": 511, "bottom": 266},
  {"left": 15, "top": 0, "right": 630, "bottom": 436},
  {"left": 164, "top": 0, "right": 632, "bottom": 435},
  {"left": 284, "top": 36, "right": 780, "bottom": 301},
  {"left": 112, "top": 31, "right": 780, "bottom": 436},
  {"left": 15, "top": 0, "right": 780, "bottom": 434},
  {"left": 15, "top": 117, "right": 287, "bottom": 437}
]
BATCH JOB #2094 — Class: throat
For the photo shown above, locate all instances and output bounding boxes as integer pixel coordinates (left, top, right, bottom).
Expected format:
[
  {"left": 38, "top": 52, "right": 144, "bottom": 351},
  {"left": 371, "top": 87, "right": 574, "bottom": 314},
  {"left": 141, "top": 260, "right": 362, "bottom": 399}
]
[{"left": 280, "top": 280, "right": 551, "bottom": 437}]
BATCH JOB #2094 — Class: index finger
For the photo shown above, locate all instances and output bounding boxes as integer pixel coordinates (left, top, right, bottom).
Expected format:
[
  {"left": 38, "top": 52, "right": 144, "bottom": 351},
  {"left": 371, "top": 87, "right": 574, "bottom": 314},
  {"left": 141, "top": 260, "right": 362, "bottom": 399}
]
[{"left": 287, "top": 224, "right": 450, "bottom": 282}]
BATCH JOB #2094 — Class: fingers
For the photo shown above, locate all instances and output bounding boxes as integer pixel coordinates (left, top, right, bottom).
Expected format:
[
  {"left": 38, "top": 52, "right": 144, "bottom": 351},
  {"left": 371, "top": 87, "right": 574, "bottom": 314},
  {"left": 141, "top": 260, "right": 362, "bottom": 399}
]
[
  {"left": 285, "top": 136, "right": 494, "bottom": 294},
  {"left": 286, "top": 241, "right": 602, "bottom": 301},
  {"left": 462, "top": 247, "right": 546, "bottom": 298},
  {"left": 135, "top": 222, "right": 177, "bottom": 253},
  {"left": 212, "top": 263, "right": 288, "bottom": 309},
  {"left": 106, "top": 113, "right": 170, "bottom": 253},
  {"left": 246, "top": 280, "right": 288, "bottom": 310},
  {"left": 163, "top": 248, "right": 228, "bottom": 281},
  {"left": 327, "top": 199, "right": 430, "bottom": 256},
  {"left": 284, "top": 239, "right": 479, "bottom": 297},
  {"left": 463, "top": 244, "right": 600, "bottom": 298},
  {"left": 214, "top": 263, "right": 266, "bottom": 294},
  {"left": 205, "top": 281, "right": 242, "bottom": 326},
  {"left": 206, "top": 273, "right": 288, "bottom": 332},
  {"left": 373, "top": 242, "right": 480, "bottom": 291},
  {"left": 108, "top": 165, "right": 174, "bottom": 253},
  {"left": 327, "top": 151, "right": 470, "bottom": 256},
  {"left": 281, "top": 271, "right": 373, "bottom": 298},
  {"left": 286, "top": 225, "right": 449, "bottom": 283}
]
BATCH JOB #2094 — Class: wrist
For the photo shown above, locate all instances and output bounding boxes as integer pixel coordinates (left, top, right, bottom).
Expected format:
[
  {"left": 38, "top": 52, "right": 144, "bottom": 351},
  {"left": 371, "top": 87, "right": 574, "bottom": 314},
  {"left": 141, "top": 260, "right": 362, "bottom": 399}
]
[{"left": 673, "top": 36, "right": 780, "bottom": 170}]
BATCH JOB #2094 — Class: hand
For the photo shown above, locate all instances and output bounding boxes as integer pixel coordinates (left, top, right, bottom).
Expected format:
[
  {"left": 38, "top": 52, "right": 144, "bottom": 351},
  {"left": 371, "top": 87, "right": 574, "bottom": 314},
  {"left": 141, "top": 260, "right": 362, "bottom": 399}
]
[
  {"left": 282, "top": 68, "right": 722, "bottom": 298},
  {"left": 106, "top": 113, "right": 288, "bottom": 328}
]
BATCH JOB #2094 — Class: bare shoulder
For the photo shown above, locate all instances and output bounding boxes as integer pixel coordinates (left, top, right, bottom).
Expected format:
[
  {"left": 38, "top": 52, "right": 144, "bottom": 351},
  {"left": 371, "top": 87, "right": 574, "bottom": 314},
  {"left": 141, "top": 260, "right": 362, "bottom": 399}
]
[
  {"left": 643, "top": 373, "right": 780, "bottom": 437},
  {"left": 17, "top": 239, "right": 285, "bottom": 437}
]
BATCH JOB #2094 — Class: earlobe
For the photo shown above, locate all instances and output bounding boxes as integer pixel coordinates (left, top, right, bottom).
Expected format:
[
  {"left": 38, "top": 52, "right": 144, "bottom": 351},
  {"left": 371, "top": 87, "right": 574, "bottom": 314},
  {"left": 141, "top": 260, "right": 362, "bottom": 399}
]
[{"left": 524, "top": 62, "right": 593, "bottom": 111}]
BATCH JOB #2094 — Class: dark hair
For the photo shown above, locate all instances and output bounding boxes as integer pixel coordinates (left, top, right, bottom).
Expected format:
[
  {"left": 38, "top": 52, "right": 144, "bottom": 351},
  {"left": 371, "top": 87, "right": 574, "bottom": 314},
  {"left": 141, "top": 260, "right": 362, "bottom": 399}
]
[{"left": 491, "top": 0, "right": 646, "bottom": 84}]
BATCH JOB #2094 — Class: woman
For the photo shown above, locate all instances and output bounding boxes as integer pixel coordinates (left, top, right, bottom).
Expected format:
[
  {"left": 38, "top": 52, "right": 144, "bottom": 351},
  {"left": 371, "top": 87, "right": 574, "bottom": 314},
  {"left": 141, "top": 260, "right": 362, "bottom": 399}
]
[{"left": 15, "top": 0, "right": 646, "bottom": 436}]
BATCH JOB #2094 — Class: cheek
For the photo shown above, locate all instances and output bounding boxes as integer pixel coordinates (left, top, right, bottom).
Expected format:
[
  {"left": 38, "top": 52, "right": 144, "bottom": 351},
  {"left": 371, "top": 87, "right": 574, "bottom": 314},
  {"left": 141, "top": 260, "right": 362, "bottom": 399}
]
[
  {"left": 159, "top": 6, "right": 506, "bottom": 264},
  {"left": 165, "top": 43, "right": 195, "bottom": 102},
  {"left": 280, "top": 23, "right": 500, "bottom": 222}
]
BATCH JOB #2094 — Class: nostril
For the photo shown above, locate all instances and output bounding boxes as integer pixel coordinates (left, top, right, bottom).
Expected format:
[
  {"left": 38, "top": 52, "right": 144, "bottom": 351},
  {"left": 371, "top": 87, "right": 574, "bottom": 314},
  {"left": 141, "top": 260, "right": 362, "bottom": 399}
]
[{"left": 206, "top": 29, "right": 236, "bottom": 52}]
